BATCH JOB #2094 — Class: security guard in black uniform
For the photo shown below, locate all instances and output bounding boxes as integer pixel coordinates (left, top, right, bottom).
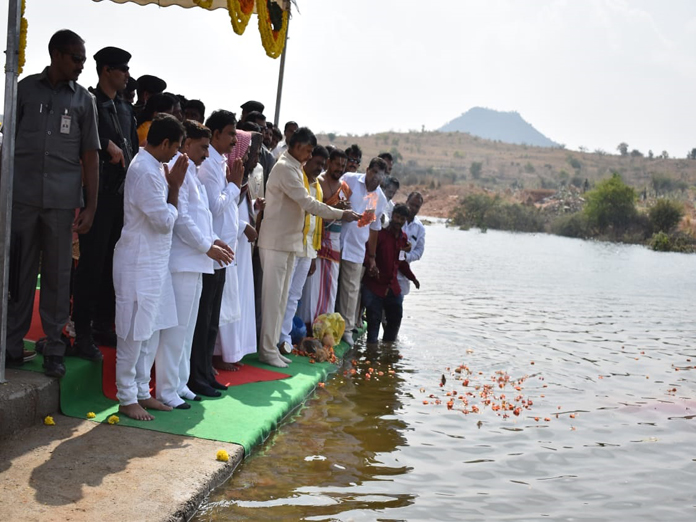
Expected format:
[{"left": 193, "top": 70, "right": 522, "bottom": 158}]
[{"left": 71, "top": 46, "right": 139, "bottom": 355}]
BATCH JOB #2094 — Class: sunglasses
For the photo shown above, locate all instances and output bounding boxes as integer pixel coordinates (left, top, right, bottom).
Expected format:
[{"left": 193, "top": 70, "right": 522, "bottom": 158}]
[
  {"left": 347, "top": 157, "right": 361, "bottom": 164},
  {"left": 109, "top": 64, "right": 130, "bottom": 73},
  {"left": 62, "top": 51, "right": 87, "bottom": 65}
]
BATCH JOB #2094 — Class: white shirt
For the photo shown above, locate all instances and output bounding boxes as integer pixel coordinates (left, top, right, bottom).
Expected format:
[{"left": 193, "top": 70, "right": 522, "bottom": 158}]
[
  {"left": 340, "top": 173, "right": 387, "bottom": 264},
  {"left": 398, "top": 216, "right": 426, "bottom": 295},
  {"left": 272, "top": 141, "right": 287, "bottom": 159},
  {"left": 113, "top": 149, "right": 178, "bottom": 340},
  {"left": 168, "top": 153, "right": 217, "bottom": 275},
  {"left": 198, "top": 146, "right": 240, "bottom": 263}
]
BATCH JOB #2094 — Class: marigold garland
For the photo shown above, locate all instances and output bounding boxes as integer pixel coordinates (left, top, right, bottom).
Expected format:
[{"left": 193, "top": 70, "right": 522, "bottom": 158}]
[
  {"left": 193, "top": 0, "right": 214, "bottom": 8},
  {"left": 18, "top": 0, "right": 27, "bottom": 75},
  {"left": 227, "top": 0, "right": 254, "bottom": 35},
  {"left": 257, "top": 0, "right": 289, "bottom": 59}
]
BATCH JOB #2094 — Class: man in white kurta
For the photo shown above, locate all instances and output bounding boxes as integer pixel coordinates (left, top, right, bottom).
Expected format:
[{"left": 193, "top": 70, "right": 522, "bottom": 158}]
[
  {"left": 155, "top": 121, "right": 233, "bottom": 409},
  {"left": 337, "top": 157, "right": 389, "bottom": 346},
  {"left": 278, "top": 146, "right": 328, "bottom": 353},
  {"left": 189, "top": 110, "right": 243, "bottom": 397},
  {"left": 397, "top": 191, "right": 426, "bottom": 297},
  {"left": 113, "top": 114, "right": 188, "bottom": 421},
  {"left": 257, "top": 128, "right": 359, "bottom": 368}
]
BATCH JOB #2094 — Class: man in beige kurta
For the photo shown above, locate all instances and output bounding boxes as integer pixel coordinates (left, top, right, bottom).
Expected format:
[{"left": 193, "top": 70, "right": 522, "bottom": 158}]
[{"left": 257, "top": 127, "right": 359, "bottom": 367}]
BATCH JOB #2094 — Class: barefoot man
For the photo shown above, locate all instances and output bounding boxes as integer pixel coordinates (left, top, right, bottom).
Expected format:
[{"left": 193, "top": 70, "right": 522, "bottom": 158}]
[{"left": 113, "top": 114, "right": 188, "bottom": 420}]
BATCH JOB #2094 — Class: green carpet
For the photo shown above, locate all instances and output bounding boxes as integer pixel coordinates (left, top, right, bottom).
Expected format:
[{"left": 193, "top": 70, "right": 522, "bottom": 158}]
[{"left": 21, "top": 335, "right": 358, "bottom": 455}]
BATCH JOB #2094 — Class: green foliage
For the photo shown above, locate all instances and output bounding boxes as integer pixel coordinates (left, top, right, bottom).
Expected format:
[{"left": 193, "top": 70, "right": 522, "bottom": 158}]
[
  {"left": 630, "top": 149, "right": 644, "bottom": 158},
  {"left": 550, "top": 212, "right": 591, "bottom": 238},
  {"left": 327, "top": 133, "right": 336, "bottom": 142},
  {"left": 688, "top": 148, "right": 696, "bottom": 160},
  {"left": 617, "top": 142, "right": 629, "bottom": 156},
  {"left": 583, "top": 173, "right": 637, "bottom": 233},
  {"left": 524, "top": 162, "right": 536, "bottom": 173},
  {"left": 648, "top": 199, "right": 683, "bottom": 233},
  {"left": 648, "top": 231, "right": 694, "bottom": 253},
  {"left": 450, "top": 194, "right": 544, "bottom": 233},
  {"left": 649, "top": 231, "right": 672, "bottom": 251},
  {"left": 470, "top": 161, "right": 483, "bottom": 180}
]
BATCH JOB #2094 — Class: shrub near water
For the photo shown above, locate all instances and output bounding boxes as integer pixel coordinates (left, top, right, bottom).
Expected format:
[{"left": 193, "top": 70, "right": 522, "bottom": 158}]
[
  {"left": 451, "top": 193, "right": 544, "bottom": 233},
  {"left": 648, "top": 199, "right": 684, "bottom": 233},
  {"left": 583, "top": 173, "right": 637, "bottom": 234}
]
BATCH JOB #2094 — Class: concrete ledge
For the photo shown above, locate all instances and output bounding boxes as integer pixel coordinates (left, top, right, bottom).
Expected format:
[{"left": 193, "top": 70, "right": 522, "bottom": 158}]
[
  {"left": 0, "top": 414, "right": 244, "bottom": 521},
  {"left": 0, "top": 368, "right": 60, "bottom": 440}
]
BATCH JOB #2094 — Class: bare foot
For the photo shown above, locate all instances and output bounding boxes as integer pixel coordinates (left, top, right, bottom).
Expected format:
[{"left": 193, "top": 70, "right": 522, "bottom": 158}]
[
  {"left": 232, "top": 362, "right": 244, "bottom": 369},
  {"left": 259, "top": 356, "right": 288, "bottom": 368},
  {"left": 119, "top": 403, "right": 155, "bottom": 421},
  {"left": 139, "top": 397, "right": 173, "bottom": 411},
  {"left": 278, "top": 353, "right": 292, "bottom": 364},
  {"left": 213, "top": 356, "right": 240, "bottom": 372}
]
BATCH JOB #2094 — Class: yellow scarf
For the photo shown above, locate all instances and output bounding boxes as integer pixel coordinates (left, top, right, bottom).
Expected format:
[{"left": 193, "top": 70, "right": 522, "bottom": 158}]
[{"left": 302, "top": 170, "right": 323, "bottom": 251}]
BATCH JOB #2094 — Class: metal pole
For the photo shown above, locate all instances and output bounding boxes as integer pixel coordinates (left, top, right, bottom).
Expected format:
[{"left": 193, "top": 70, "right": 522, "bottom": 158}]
[
  {"left": 273, "top": 13, "right": 290, "bottom": 127},
  {"left": 0, "top": 0, "right": 22, "bottom": 383}
]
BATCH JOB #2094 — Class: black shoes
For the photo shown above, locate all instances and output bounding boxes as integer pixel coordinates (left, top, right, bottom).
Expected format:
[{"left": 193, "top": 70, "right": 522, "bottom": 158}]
[
  {"left": 189, "top": 382, "right": 222, "bottom": 398},
  {"left": 43, "top": 355, "right": 66, "bottom": 378},
  {"left": 73, "top": 336, "right": 104, "bottom": 362},
  {"left": 174, "top": 403, "right": 191, "bottom": 410},
  {"left": 210, "top": 380, "right": 228, "bottom": 391}
]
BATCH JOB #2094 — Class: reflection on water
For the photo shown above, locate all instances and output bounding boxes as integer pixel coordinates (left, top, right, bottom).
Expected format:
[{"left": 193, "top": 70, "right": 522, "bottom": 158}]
[{"left": 195, "top": 225, "right": 696, "bottom": 521}]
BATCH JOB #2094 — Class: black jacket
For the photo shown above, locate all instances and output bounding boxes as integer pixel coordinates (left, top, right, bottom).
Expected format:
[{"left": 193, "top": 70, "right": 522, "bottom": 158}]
[{"left": 90, "top": 85, "right": 139, "bottom": 194}]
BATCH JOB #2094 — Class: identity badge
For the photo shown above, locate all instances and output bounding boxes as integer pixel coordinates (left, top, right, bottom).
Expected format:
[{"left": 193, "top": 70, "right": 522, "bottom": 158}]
[{"left": 60, "top": 114, "right": 72, "bottom": 134}]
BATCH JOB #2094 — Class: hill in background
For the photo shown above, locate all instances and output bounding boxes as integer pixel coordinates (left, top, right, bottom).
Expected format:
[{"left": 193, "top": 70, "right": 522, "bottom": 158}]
[
  {"left": 439, "top": 107, "right": 559, "bottom": 148},
  {"left": 317, "top": 130, "right": 696, "bottom": 218}
]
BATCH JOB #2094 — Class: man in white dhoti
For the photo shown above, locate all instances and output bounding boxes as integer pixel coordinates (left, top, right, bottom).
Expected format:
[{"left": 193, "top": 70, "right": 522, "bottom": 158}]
[
  {"left": 189, "top": 110, "right": 243, "bottom": 397},
  {"left": 257, "top": 128, "right": 360, "bottom": 368},
  {"left": 113, "top": 114, "right": 188, "bottom": 421},
  {"left": 298, "top": 149, "right": 350, "bottom": 325},
  {"left": 215, "top": 132, "right": 265, "bottom": 370},
  {"left": 278, "top": 146, "right": 329, "bottom": 354},
  {"left": 155, "top": 120, "right": 233, "bottom": 409}
]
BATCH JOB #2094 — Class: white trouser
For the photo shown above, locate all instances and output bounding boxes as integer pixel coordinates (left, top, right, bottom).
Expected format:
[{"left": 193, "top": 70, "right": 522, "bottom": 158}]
[
  {"left": 337, "top": 259, "right": 363, "bottom": 335},
  {"left": 116, "top": 301, "right": 160, "bottom": 406},
  {"left": 279, "top": 256, "right": 312, "bottom": 345},
  {"left": 155, "top": 272, "right": 203, "bottom": 407},
  {"left": 259, "top": 247, "right": 295, "bottom": 361}
]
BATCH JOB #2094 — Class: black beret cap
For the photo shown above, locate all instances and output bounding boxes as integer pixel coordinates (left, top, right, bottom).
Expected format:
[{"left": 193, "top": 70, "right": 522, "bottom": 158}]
[
  {"left": 241, "top": 100, "right": 264, "bottom": 113},
  {"left": 126, "top": 76, "right": 138, "bottom": 92},
  {"left": 93, "top": 46, "right": 131, "bottom": 66},
  {"left": 137, "top": 75, "right": 167, "bottom": 94}
]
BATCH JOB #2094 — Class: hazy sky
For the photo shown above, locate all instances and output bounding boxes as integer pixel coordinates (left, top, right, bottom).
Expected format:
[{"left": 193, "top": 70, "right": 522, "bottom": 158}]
[{"left": 1, "top": 0, "right": 695, "bottom": 156}]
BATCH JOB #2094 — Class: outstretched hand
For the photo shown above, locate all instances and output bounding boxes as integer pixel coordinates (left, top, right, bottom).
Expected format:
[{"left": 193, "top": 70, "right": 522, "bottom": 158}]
[
  {"left": 341, "top": 210, "right": 361, "bottom": 222},
  {"left": 413, "top": 279, "right": 420, "bottom": 290}
]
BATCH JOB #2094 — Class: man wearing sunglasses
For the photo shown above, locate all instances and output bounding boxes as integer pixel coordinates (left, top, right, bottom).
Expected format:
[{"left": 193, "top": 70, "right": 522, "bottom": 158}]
[
  {"left": 344, "top": 144, "right": 362, "bottom": 173},
  {"left": 6, "top": 30, "right": 100, "bottom": 378},
  {"left": 72, "top": 47, "right": 139, "bottom": 361}
]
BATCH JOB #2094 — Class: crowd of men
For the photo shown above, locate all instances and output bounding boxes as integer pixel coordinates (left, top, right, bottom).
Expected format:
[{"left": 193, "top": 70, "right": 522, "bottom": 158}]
[{"left": 3, "top": 30, "right": 426, "bottom": 421}]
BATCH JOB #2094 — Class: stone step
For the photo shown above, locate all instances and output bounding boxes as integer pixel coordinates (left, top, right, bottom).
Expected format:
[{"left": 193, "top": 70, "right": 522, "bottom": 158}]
[{"left": 0, "top": 369, "right": 60, "bottom": 440}]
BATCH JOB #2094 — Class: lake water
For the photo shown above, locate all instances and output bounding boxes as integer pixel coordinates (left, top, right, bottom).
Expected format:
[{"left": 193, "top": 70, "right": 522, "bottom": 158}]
[{"left": 194, "top": 224, "right": 696, "bottom": 521}]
